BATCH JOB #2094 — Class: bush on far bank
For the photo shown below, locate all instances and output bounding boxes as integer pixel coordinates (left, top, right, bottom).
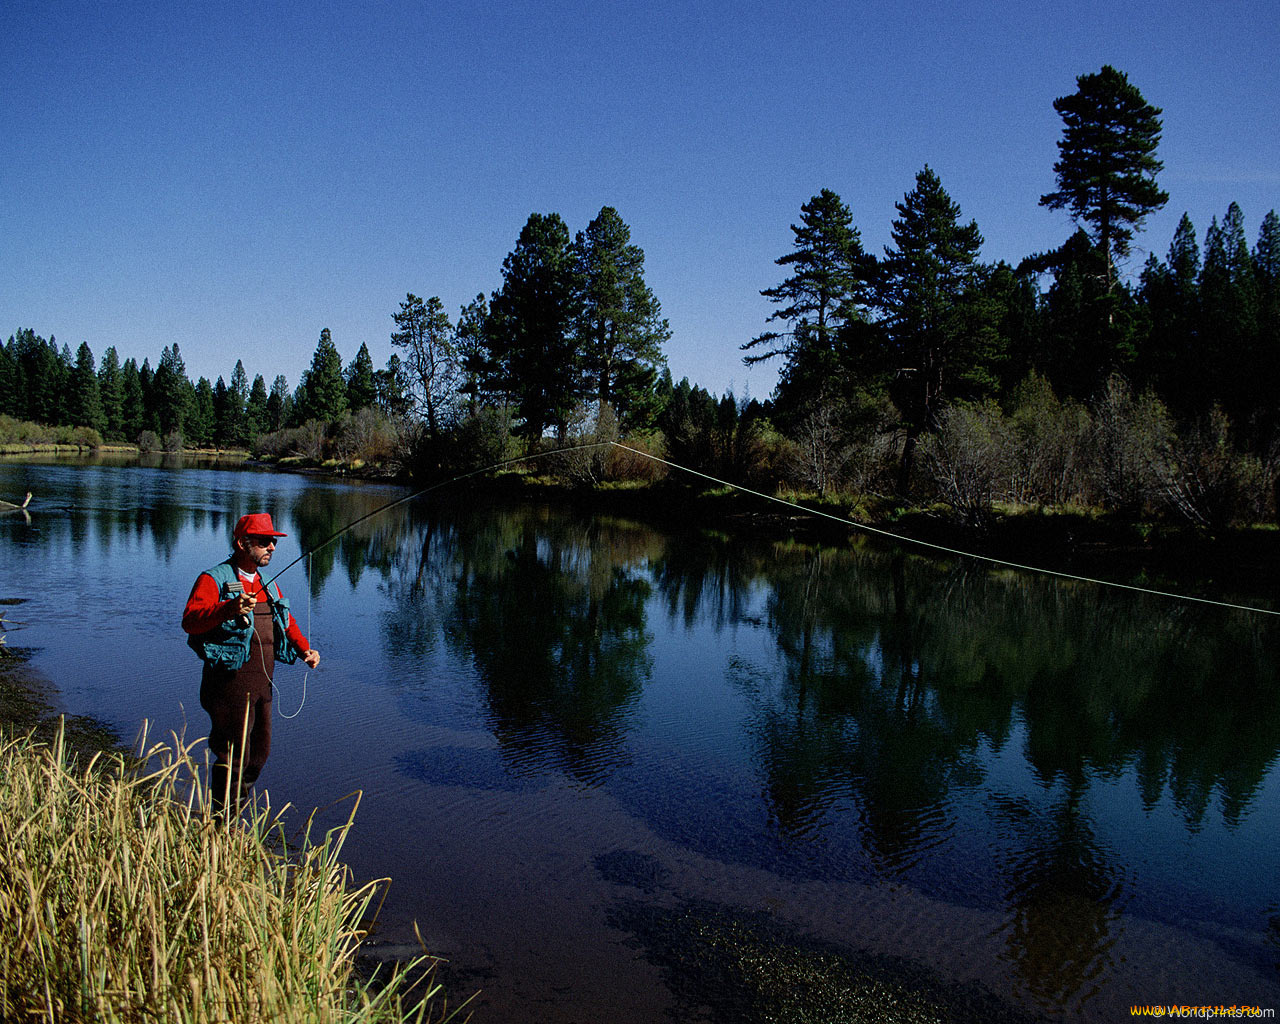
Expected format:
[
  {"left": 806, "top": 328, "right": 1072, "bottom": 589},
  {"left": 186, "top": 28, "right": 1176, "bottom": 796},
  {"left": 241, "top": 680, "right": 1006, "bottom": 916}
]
[
  {"left": 0, "top": 414, "right": 103, "bottom": 450},
  {"left": 254, "top": 408, "right": 406, "bottom": 471}
]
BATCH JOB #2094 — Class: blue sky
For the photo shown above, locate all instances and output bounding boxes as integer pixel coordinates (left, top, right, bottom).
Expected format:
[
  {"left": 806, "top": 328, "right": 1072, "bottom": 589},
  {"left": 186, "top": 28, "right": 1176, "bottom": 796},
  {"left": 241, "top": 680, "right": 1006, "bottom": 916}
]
[{"left": 3, "top": 0, "right": 1277, "bottom": 400}]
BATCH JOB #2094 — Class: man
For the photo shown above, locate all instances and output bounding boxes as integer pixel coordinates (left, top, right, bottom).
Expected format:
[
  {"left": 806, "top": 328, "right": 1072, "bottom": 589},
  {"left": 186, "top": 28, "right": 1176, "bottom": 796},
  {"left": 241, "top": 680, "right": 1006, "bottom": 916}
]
[{"left": 182, "top": 512, "right": 320, "bottom": 811}]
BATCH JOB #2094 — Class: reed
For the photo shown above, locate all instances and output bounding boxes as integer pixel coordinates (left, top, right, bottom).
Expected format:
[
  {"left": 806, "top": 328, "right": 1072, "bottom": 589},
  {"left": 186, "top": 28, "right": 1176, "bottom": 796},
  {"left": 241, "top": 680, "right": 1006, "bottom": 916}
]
[{"left": 0, "top": 723, "right": 458, "bottom": 1023}]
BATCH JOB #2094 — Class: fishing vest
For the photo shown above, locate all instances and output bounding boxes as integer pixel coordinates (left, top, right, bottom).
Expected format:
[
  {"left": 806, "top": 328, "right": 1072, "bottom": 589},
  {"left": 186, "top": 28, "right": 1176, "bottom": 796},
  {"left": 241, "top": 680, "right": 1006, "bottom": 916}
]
[{"left": 186, "top": 558, "right": 300, "bottom": 670}]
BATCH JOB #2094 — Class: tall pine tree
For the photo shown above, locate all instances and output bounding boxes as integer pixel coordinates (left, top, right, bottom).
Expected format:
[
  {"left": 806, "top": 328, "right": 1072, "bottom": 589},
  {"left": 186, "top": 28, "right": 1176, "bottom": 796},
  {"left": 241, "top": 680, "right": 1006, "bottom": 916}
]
[
  {"left": 573, "top": 206, "right": 670, "bottom": 429},
  {"left": 299, "top": 328, "right": 347, "bottom": 423},
  {"left": 390, "top": 295, "right": 458, "bottom": 438},
  {"left": 743, "top": 189, "right": 874, "bottom": 419},
  {"left": 878, "top": 167, "right": 993, "bottom": 488},
  {"left": 1040, "top": 65, "right": 1168, "bottom": 291},
  {"left": 487, "top": 213, "right": 582, "bottom": 440}
]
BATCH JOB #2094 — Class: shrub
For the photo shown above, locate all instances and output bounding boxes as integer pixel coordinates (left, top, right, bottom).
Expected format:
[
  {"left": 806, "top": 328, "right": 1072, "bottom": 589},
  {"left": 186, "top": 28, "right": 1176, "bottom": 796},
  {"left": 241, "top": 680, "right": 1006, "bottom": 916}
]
[
  {"left": 451, "top": 406, "right": 520, "bottom": 471},
  {"left": 1006, "top": 373, "right": 1092, "bottom": 507},
  {"left": 605, "top": 430, "right": 668, "bottom": 483},
  {"left": 333, "top": 408, "right": 403, "bottom": 467},
  {"left": 1149, "top": 406, "right": 1255, "bottom": 529},
  {"left": 1089, "top": 375, "right": 1171, "bottom": 515},
  {"left": 136, "top": 430, "right": 160, "bottom": 453},
  {"left": 923, "top": 399, "right": 1011, "bottom": 527}
]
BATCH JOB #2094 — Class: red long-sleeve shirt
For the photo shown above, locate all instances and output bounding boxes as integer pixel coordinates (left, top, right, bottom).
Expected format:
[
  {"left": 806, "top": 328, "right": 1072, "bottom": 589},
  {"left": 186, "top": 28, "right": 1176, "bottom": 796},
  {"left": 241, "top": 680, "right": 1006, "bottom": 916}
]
[{"left": 182, "top": 570, "right": 310, "bottom": 653}]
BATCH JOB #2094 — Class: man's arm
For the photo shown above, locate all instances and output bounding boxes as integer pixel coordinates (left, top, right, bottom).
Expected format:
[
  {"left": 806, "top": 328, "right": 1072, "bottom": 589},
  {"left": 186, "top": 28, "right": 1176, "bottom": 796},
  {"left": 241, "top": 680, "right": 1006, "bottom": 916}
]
[{"left": 182, "top": 574, "right": 239, "bottom": 634}]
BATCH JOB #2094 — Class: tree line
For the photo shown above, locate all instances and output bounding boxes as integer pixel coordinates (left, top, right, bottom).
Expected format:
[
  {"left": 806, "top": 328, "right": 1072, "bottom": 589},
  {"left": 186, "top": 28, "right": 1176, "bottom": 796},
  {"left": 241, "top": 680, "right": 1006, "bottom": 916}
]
[
  {"left": 4, "top": 65, "right": 1278, "bottom": 526},
  {"left": 0, "top": 324, "right": 410, "bottom": 452}
]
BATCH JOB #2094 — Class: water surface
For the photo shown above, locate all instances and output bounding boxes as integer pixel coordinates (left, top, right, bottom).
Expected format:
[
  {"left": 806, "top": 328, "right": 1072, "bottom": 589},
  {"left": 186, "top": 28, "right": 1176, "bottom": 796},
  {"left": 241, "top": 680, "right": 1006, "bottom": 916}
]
[{"left": 2, "top": 455, "right": 1278, "bottom": 1021}]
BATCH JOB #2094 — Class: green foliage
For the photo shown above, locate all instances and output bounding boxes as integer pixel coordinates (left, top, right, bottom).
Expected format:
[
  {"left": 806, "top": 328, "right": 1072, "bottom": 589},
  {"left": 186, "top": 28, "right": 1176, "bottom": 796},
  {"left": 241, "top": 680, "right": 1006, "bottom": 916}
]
[
  {"left": 344, "top": 342, "right": 378, "bottom": 412},
  {"left": 121, "top": 358, "right": 145, "bottom": 441},
  {"left": 1006, "top": 372, "right": 1092, "bottom": 506},
  {"left": 266, "top": 374, "right": 291, "bottom": 432},
  {"left": 451, "top": 406, "right": 520, "bottom": 471},
  {"left": 298, "top": 328, "right": 348, "bottom": 424},
  {"left": 574, "top": 206, "right": 670, "bottom": 429},
  {"left": 1040, "top": 64, "right": 1168, "bottom": 288},
  {"left": 152, "top": 344, "right": 191, "bottom": 438},
  {"left": 187, "top": 378, "right": 215, "bottom": 448},
  {"left": 486, "top": 212, "right": 582, "bottom": 440},
  {"left": 454, "top": 294, "right": 490, "bottom": 415},
  {"left": 1036, "top": 230, "right": 1139, "bottom": 399},
  {"left": 877, "top": 166, "right": 995, "bottom": 493},
  {"left": 1138, "top": 213, "right": 1201, "bottom": 410},
  {"left": 744, "top": 189, "right": 874, "bottom": 421},
  {"left": 69, "top": 341, "right": 106, "bottom": 434},
  {"left": 245, "top": 373, "right": 269, "bottom": 443},
  {"left": 0, "top": 416, "right": 102, "bottom": 449},
  {"left": 391, "top": 295, "right": 458, "bottom": 437},
  {"left": 98, "top": 346, "right": 125, "bottom": 441}
]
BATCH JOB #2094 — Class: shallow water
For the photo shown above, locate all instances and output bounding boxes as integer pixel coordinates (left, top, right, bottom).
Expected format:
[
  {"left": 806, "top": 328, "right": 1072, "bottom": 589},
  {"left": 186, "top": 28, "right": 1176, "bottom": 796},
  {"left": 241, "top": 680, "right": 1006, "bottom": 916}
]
[{"left": 2, "top": 455, "right": 1278, "bottom": 1021}]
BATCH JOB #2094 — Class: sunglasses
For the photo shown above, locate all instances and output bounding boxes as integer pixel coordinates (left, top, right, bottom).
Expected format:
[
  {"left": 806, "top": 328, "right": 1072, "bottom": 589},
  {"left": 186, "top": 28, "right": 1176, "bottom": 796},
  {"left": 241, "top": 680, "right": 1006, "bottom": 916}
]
[{"left": 246, "top": 535, "right": 278, "bottom": 548}]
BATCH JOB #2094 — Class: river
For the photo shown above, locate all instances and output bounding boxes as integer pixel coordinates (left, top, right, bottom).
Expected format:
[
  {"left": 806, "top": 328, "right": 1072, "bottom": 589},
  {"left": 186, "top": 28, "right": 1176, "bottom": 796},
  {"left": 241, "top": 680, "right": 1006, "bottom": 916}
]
[{"left": 1, "top": 454, "right": 1278, "bottom": 1022}]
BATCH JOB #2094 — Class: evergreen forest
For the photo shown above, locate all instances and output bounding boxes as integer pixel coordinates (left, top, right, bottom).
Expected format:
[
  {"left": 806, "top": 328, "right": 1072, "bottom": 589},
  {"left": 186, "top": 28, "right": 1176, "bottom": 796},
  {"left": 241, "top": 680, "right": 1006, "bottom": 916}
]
[{"left": 3, "top": 66, "right": 1278, "bottom": 530}]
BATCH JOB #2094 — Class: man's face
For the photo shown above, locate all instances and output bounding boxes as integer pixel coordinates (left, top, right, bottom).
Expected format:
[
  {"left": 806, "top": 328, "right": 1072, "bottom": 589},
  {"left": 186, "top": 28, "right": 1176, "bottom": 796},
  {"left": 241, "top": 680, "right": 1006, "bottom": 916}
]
[{"left": 240, "top": 534, "right": 277, "bottom": 568}]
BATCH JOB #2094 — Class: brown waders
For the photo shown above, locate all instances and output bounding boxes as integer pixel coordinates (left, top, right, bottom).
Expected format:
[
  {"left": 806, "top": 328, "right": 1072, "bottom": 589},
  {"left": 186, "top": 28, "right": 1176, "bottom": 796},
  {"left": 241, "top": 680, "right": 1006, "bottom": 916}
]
[{"left": 201, "top": 600, "right": 274, "bottom": 813}]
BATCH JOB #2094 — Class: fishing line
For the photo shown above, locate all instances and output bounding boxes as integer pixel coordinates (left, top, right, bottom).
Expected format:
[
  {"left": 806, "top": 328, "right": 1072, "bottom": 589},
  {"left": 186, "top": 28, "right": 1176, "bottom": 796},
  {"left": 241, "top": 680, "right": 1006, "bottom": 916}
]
[
  {"left": 247, "top": 433, "right": 1276, "bottom": 715},
  {"left": 607, "top": 441, "right": 1280, "bottom": 618},
  {"left": 271, "top": 552, "right": 311, "bottom": 720}
]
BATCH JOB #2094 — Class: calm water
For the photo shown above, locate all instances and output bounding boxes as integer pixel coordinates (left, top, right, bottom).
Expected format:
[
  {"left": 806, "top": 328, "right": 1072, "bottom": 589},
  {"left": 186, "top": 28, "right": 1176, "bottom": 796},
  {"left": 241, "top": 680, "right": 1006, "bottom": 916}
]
[{"left": 2, "top": 455, "right": 1278, "bottom": 1022}]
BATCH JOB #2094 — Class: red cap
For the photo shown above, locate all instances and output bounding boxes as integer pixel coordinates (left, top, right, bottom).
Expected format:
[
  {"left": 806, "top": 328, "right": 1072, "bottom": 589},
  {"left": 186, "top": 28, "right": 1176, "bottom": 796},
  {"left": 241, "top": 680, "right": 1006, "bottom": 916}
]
[{"left": 233, "top": 513, "right": 288, "bottom": 540}]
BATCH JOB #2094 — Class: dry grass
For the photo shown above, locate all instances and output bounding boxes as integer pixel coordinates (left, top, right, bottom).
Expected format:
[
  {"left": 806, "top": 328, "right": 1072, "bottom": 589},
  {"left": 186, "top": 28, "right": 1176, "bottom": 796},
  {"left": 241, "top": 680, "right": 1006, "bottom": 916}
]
[{"left": 0, "top": 724, "right": 462, "bottom": 1023}]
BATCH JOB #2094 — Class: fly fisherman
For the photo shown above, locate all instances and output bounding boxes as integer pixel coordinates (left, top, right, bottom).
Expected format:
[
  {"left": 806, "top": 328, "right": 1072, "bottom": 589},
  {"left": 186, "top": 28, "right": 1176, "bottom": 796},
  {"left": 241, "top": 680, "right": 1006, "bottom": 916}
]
[{"left": 181, "top": 513, "right": 320, "bottom": 811}]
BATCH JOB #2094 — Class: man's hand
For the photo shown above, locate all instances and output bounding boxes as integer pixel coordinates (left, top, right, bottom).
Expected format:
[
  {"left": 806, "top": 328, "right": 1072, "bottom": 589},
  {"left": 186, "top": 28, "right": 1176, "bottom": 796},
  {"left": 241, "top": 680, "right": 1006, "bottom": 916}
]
[
  {"left": 224, "top": 593, "right": 256, "bottom": 621},
  {"left": 303, "top": 649, "right": 320, "bottom": 668}
]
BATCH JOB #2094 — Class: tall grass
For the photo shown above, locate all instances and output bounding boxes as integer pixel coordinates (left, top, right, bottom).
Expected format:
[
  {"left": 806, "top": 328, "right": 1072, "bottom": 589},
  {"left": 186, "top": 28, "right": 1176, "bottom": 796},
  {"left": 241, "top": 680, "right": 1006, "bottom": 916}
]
[{"left": 0, "top": 724, "right": 460, "bottom": 1023}]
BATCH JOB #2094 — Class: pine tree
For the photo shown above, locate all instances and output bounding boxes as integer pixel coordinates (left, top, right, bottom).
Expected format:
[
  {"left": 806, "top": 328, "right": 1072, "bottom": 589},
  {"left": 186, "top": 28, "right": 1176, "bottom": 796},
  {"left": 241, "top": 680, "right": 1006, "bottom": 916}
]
[
  {"left": 138, "top": 359, "right": 157, "bottom": 434},
  {"left": 390, "top": 294, "right": 459, "bottom": 437},
  {"left": 487, "top": 213, "right": 582, "bottom": 440},
  {"left": 68, "top": 342, "right": 105, "bottom": 433},
  {"left": 456, "top": 294, "right": 491, "bottom": 416},
  {"left": 212, "top": 377, "right": 231, "bottom": 444},
  {"left": 225, "top": 360, "right": 250, "bottom": 445},
  {"left": 187, "top": 378, "right": 216, "bottom": 448},
  {"left": 246, "top": 374, "right": 269, "bottom": 442},
  {"left": 344, "top": 342, "right": 377, "bottom": 412},
  {"left": 98, "top": 346, "right": 125, "bottom": 441},
  {"left": 878, "top": 166, "right": 993, "bottom": 488},
  {"left": 267, "top": 375, "right": 291, "bottom": 432},
  {"left": 375, "top": 355, "right": 411, "bottom": 419},
  {"left": 152, "top": 344, "right": 191, "bottom": 440},
  {"left": 1200, "top": 203, "right": 1261, "bottom": 427},
  {"left": 121, "top": 358, "right": 145, "bottom": 441},
  {"left": 1138, "top": 213, "right": 1201, "bottom": 411},
  {"left": 743, "top": 189, "right": 874, "bottom": 417},
  {"left": 1040, "top": 65, "right": 1168, "bottom": 290},
  {"left": 573, "top": 206, "right": 670, "bottom": 428},
  {"left": 0, "top": 340, "right": 17, "bottom": 418},
  {"left": 300, "top": 328, "right": 347, "bottom": 423}
]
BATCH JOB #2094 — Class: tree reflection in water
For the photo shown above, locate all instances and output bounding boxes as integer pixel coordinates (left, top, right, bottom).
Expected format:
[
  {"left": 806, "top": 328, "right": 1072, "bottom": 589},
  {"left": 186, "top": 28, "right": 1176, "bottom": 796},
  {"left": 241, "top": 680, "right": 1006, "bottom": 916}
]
[{"left": 268, "top": 489, "right": 1279, "bottom": 1009}]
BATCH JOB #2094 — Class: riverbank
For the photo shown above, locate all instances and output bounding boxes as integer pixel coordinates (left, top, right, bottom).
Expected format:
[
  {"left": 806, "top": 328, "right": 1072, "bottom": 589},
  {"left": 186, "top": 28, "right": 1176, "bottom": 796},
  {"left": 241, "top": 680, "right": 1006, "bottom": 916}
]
[
  {"left": 12, "top": 441, "right": 1277, "bottom": 600},
  {"left": 453, "top": 471, "right": 1280, "bottom": 603}
]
